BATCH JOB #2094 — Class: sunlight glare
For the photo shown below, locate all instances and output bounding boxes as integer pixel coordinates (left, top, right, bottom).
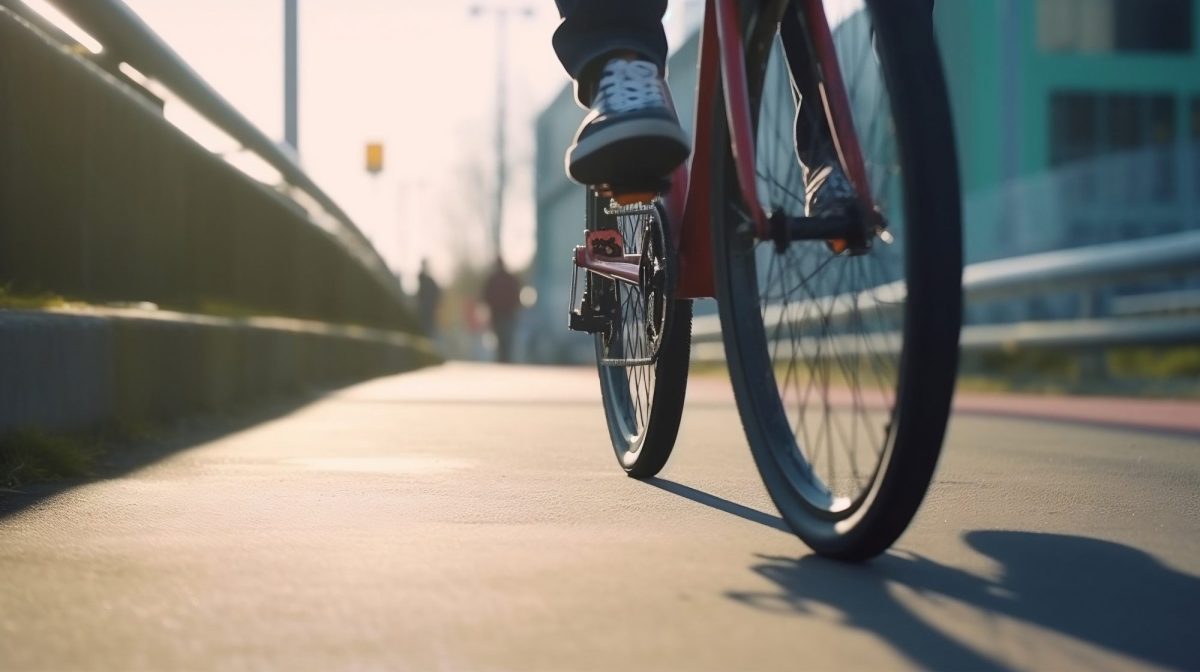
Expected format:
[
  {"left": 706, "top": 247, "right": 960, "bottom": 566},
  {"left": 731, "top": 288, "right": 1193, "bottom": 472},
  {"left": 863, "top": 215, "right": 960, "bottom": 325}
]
[
  {"left": 18, "top": 0, "right": 104, "bottom": 53},
  {"left": 118, "top": 62, "right": 148, "bottom": 85},
  {"left": 824, "top": 0, "right": 866, "bottom": 29}
]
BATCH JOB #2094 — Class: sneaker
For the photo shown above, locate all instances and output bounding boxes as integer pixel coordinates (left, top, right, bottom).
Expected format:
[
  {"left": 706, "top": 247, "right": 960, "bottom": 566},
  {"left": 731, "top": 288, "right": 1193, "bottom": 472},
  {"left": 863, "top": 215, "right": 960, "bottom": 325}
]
[
  {"left": 794, "top": 100, "right": 859, "bottom": 219},
  {"left": 565, "top": 58, "right": 691, "bottom": 188},
  {"left": 804, "top": 161, "right": 858, "bottom": 218}
]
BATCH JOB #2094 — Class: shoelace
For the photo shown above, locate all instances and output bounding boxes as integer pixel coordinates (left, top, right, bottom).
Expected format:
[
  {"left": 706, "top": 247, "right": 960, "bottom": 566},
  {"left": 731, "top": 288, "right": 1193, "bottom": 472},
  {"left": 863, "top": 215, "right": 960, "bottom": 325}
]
[{"left": 596, "top": 60, "right": 665, "bottom": 114}]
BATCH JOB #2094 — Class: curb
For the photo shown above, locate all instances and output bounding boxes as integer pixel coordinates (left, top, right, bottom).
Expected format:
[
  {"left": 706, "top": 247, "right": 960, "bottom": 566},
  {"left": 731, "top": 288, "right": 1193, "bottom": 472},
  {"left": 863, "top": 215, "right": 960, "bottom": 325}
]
[{"left": 0, "top": 308, "right": 438, "bottom": 436}]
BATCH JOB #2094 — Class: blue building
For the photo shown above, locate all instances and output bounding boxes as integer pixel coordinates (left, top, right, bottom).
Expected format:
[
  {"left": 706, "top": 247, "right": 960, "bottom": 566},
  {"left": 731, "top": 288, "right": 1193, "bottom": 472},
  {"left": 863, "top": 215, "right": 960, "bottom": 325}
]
[
  {"left": 528, "top": 1, "right": 1200, "bottom": 362},
  {"left": 939, "top": 0, "right": 1200, "bottom": 261}
]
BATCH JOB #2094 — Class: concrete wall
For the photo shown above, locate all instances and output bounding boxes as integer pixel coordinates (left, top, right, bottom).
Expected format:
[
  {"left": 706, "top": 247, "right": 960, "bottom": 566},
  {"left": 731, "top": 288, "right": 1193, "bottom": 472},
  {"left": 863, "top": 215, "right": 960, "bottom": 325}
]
[
  {"left": 0, "top": 308, "right": 437, "bottom": 436},
  {"left": 0, "top": 7, "right": 415, "bottom": 332}
]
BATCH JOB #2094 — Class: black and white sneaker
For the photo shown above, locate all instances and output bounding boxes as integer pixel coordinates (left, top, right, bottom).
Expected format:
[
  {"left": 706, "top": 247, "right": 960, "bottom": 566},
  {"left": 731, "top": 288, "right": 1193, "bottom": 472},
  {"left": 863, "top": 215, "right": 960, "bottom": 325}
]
[
  {"left": 565, "top": 59, "right": 691, "bottom": 188},
  {"left": 804, "top": 161, "right": 858, "bottom": 218}
]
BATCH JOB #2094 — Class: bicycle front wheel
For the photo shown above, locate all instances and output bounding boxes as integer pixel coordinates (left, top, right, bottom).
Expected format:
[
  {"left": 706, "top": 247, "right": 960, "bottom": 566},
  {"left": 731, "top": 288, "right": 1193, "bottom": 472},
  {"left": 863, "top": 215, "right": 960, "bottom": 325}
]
[
  {"left": 589, "top": 194, "right": 693, "bottom": 478},
  {"left": 711, "top": 0, "right": 962, "bottom": 560}
]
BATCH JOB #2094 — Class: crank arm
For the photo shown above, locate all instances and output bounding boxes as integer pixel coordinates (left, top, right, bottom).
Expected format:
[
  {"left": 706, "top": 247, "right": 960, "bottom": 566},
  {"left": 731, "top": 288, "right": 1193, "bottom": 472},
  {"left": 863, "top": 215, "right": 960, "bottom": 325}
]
[{"left": 573, "top": 246, "right": 642, "bottom": 287}]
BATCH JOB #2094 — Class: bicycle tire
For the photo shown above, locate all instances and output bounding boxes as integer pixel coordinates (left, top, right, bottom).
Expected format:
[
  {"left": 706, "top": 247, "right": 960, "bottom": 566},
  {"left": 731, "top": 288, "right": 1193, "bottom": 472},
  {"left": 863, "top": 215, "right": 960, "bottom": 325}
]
[
  {"left": 588, "top": 192, "right": 693, "bottom": 478},
  {"left": 710, "top": 0, "right": 962, "bottom": 560}
]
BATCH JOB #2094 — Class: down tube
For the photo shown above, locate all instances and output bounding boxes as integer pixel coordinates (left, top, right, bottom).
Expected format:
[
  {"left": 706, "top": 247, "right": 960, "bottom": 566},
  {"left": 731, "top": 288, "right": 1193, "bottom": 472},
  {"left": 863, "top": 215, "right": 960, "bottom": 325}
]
[{"left": 713, "top": 0, "right": 766, "bottom": 231}]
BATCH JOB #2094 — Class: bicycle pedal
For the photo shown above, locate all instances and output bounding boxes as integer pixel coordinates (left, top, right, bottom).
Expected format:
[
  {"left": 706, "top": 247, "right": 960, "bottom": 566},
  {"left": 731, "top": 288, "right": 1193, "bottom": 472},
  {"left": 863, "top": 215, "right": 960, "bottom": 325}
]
[
  {"left": 585, "top": 229, "right": 624, "bottom": 260},
  {"left": 567, "top": 288, "right": 613, "bottom": 335},
  {"left": 568, "top": 308, "right": 609, "bottom": 334}
]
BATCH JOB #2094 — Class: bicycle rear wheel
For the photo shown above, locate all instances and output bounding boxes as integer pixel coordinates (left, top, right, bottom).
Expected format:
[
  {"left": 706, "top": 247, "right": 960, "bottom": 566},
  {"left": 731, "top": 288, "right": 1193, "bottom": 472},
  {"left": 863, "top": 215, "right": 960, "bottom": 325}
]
[
  {"left": 711, "top": 0, "right": 962, "bottom": 560},
  {"left": 589, "top": 194, "right": 692, "bottom": 478}
]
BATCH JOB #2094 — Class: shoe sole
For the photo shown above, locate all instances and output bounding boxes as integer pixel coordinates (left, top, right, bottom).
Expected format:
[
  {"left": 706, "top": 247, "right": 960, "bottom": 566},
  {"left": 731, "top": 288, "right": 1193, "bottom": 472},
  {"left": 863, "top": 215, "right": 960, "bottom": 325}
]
[{"left": 566, "top": 119, "right": 691, "bottom": 187}]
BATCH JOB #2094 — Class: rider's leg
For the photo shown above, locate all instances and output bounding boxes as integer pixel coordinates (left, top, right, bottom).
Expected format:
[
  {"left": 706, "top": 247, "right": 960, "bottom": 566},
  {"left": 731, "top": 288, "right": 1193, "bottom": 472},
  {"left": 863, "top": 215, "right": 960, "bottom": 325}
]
[
  {"left": 789, "top": 29, "right": 858, "bottom": 219},
  {"left": 553, "top": 0, "right": 690, "bottom": 187},
  {"left": 793, "top": 88, "right": 858, "bottom": 218},
  {"left": 793, "top": 0, "right": 935, "bottom": 218},
  {"left": 553, "top": 0, "right": 669, "bottom": 105}
]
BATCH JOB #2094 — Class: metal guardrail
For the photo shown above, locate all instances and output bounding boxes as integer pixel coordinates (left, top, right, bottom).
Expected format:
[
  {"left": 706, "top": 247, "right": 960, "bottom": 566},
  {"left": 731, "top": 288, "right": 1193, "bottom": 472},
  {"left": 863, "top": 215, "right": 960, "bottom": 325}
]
[
  {"left": 15, "top": 0, "right": 399, "bottom": 298},
  {"left": 1111, "top": 288, "right": 1200, "bottom": 317},
  {"left": 961, "top": 229, "right": 1200, "bottom": 303},
  {"left": 692, "top": 230, "right": 1200, "bottom": 358}
]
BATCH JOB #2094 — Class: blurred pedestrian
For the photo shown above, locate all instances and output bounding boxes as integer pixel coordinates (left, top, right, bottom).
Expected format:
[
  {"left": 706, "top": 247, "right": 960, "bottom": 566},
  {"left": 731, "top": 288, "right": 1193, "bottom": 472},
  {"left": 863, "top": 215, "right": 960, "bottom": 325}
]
[
  {"left": 416, "top": 258, "right": 441, "bottom": 338},
  {"left": 482, "top": 256, "right": 522, "bottom": 363}
]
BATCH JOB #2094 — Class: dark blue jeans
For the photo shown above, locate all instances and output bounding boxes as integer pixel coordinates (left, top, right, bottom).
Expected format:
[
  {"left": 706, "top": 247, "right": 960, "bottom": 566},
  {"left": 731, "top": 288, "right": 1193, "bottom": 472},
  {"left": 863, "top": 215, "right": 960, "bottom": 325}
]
[
  {"left": 552, "top": 1, "right": 935, "bottom": 108},
  {"left": 553, "top": 0, "right": 668, "bottom": 106}
]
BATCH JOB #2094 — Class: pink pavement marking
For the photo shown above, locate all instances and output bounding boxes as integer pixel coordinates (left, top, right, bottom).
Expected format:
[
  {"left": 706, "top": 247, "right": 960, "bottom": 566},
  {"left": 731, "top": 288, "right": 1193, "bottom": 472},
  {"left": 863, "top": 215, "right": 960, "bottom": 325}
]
[
  {"left": 686, "top": 373, "right": 1200, "bottom": 435},
  {"left": 383, "top": 367, "right": 1198, "bottom": 436},
  {"left": 952, "top": 392, "right": 1200, "bottom": 435}
]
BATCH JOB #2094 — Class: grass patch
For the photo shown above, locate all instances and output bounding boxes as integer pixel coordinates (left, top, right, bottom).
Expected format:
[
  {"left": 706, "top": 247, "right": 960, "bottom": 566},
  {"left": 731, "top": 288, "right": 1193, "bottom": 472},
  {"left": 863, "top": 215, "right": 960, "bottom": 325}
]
[
  {"left": 961, "top": 346, "right": 1200, "bottom": 397},
  {"left": 688, "top": 361, "right": 730, "bottom": 377},
  {"left": 1109, "top": 346, "right": 1200, "bottom": 379},
  {"left": 955, "top": 375, "right": 1073, "bottom": 396},
  {"left": 0, "top": 430, "right": 105, "bottom": 488},
  {"left": 189, "top": 299, "right": 416, "bottom": 334},
  {"left": 1, "top": 291, "right": 425, "bottom": 341},
  {"left": 192, "top": 299, "right": 283, "bottom": 320},
  {"left": 0, "top": 284, "right": 72, "bottom": 310}
]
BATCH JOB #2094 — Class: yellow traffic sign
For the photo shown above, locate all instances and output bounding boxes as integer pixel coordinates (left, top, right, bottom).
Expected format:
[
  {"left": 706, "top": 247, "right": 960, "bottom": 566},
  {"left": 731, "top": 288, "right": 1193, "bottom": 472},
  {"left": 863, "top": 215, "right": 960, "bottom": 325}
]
[{"left": 366, "top": 142, "right": 384, "bottom": 174}]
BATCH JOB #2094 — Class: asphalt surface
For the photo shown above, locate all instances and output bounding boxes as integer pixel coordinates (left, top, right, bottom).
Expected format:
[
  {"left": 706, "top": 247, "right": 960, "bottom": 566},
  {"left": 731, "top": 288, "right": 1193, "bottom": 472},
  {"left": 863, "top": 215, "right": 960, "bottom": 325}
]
[{"left": 1, "top": 363, "right": 1198, "bottom": 671}]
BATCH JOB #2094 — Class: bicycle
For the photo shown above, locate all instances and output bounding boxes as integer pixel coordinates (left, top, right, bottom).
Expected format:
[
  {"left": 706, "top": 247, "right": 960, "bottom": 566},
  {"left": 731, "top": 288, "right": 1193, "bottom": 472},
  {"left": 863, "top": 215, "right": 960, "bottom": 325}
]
[{"left": 568, "top": 0, "right": 961, "bottom": 561}]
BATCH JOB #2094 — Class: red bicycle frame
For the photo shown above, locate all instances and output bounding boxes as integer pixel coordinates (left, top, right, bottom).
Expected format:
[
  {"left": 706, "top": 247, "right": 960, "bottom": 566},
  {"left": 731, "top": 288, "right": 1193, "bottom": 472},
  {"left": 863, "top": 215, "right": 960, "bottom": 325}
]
[{"left": 574, "top": 0, "right": 875, "bottom": 300}]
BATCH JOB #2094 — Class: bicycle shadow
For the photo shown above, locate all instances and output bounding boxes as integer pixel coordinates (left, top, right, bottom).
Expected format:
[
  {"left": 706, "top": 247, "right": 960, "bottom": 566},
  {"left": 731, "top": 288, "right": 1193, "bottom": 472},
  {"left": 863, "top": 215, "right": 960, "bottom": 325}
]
[
  {"left": 642, "top": 477, "right": 791, "bottom": 532},
  {"left": 730, "top": 531, "right": 1200, "bottom": 670}
]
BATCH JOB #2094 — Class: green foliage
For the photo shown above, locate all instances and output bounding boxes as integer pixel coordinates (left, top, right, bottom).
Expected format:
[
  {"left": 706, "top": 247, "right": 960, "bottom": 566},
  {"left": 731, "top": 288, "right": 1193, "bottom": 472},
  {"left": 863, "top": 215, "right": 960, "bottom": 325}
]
[
  {"left": 689, "top": 361, "right": 730, "bottom": 377},
  {"left": 0, "top": 430, "right": 104, "bottom": 488},
  {"left": 1108, "top": 346, "right": 1200, "bottom": 379},
  {"left": 973, "top": 349, "right": 1080, "bottom": 380},
  {"left": 0, "top": 284, "right": 70, "bottom": 310},
  {"left": 192, "top": 299, "right": 284, "bottom": 320},
  {"left": 961, "top": 346, "right": 1200, "bottom": 397}
]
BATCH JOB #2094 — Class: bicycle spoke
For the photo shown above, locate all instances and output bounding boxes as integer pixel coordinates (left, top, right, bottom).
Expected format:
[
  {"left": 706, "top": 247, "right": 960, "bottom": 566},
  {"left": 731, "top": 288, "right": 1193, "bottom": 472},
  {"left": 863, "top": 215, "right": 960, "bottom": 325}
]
[
  {"left": 595, "top": 208, "right": 671, "bottom": 448},
  {"left": 741, "top": 19, "right": 908, "bottom": 504},
  {"left": 708, "top": 0, "right": 960, "bottom": 559}
]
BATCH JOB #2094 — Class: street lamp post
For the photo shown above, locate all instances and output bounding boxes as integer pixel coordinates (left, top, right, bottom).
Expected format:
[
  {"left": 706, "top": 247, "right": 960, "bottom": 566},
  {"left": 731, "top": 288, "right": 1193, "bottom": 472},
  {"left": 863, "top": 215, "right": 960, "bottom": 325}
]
[
  {"left": 470, "top": 4, "right": 534, "bottom": 261},
  {"left": 284, "top": 0, "right": 299, "bottom": 154}
]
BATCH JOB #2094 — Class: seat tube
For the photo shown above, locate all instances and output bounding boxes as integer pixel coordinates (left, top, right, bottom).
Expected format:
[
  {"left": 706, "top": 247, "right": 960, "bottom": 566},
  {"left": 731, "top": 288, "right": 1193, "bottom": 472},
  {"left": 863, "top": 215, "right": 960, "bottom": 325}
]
[{"left": 713, "top": 0, "right": 767, "bottom": 234}]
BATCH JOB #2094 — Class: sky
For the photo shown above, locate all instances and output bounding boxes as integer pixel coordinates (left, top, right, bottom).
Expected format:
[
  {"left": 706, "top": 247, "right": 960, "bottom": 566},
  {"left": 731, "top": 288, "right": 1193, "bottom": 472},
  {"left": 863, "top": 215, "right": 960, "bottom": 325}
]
[
  {"left": 118, "top": 0, "right": 572, "bottom": 290},
  {"left": 21, "top": 0, "right": 703, "bottom": 289}
]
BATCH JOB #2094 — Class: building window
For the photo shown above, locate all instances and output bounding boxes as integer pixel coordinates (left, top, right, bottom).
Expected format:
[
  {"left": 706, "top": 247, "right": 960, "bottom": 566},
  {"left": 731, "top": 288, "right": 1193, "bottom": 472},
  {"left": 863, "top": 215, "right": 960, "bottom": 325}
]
[
  {"left": 1050, "top": 92, "right": 1100, "bottom": 166},
  {"left": 1050, "top": 92, "right": 1177, "bottom": 165},
  {"left": 1050, "top": 91, "right": 1178, "bottom": 206},
  {"left": 1192, "top": 98, "right": 1200, "bottom": 197},
  {"left": 1038, "top": 0, "right": 1193, "bottom": 53}
]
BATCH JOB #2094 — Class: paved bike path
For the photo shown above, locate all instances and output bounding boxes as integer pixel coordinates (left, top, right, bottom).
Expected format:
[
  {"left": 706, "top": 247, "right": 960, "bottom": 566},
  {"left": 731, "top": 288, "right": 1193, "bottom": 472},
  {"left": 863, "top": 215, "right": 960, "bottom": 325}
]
[{"left": 1, "top": 364, "right": 1196, "bottom": 671}]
